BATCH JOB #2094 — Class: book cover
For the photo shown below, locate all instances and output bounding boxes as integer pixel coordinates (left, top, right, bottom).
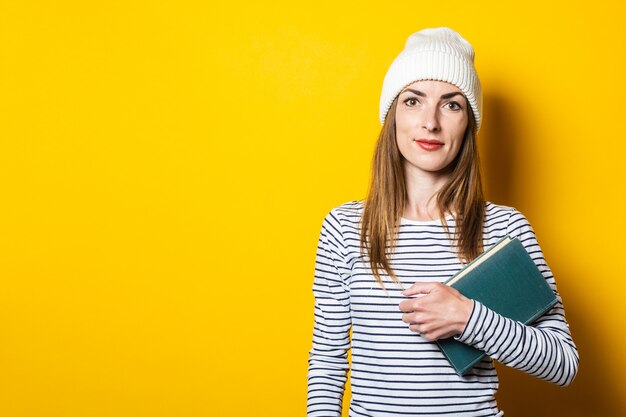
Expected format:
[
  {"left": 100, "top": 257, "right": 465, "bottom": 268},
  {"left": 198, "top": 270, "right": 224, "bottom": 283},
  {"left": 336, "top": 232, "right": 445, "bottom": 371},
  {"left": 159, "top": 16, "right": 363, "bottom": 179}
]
[{"left": 436, "top": 236, "right": 558, "bottom": 375}]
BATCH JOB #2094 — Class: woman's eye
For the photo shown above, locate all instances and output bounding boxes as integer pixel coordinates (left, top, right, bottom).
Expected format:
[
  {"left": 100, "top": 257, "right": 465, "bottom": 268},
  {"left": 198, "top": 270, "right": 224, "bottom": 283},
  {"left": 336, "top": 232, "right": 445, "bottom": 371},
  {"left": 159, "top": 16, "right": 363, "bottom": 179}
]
[
  {"left": 404, "top": 97, "right": 419, "bottom": 106},
  {"left": 446, "top": 101, "right": 462, "bottom": 110}
]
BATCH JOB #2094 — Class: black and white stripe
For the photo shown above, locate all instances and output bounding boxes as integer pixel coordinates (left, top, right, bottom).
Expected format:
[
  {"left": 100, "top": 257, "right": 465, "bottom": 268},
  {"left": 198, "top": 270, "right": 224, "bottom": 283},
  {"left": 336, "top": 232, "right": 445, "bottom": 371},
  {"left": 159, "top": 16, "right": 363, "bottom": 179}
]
[{"left": 307, "top": 201, "right": 578, "bottom": 417}]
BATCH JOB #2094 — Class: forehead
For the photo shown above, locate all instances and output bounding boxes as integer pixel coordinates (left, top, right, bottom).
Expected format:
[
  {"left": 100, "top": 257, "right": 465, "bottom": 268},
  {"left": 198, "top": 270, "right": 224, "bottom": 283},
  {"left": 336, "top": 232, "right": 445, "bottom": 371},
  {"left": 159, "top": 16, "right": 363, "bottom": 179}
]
[{"left": 401, "top": 80, "right": 463, "bottom": 94}]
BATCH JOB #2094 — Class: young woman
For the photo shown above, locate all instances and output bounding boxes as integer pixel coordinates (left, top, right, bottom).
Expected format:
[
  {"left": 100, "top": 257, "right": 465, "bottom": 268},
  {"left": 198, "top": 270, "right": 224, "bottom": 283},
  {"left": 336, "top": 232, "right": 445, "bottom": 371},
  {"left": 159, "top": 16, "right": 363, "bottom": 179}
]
[{"left": 307, "top": 27, "right": 578, "bottom": 417}]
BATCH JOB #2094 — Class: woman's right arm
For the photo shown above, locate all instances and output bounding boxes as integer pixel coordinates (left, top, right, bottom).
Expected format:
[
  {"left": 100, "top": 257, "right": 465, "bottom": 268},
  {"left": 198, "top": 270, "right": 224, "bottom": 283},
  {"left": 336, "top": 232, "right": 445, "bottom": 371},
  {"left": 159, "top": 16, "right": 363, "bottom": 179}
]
[{"left": 307, "top": 210, "right": 352, "bottom": 416}]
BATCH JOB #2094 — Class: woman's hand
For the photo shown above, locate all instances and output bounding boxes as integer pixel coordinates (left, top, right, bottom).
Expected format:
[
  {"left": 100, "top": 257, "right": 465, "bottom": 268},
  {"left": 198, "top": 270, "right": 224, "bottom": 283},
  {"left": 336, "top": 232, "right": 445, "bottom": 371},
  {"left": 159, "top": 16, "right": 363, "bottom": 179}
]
[{"left": 399, "top": 282, "right": 474, "bottom": 341}]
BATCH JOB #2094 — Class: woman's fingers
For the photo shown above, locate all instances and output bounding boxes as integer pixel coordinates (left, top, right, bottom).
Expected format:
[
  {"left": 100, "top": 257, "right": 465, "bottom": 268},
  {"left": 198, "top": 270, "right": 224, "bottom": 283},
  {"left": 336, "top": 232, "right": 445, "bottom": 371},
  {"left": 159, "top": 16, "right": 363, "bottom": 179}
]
[
  {"left": 402, "top": 281, "right": 440, "bottom": 296},
  {"left": 399, "top": 281, "right": 473, "bottom": 340}
]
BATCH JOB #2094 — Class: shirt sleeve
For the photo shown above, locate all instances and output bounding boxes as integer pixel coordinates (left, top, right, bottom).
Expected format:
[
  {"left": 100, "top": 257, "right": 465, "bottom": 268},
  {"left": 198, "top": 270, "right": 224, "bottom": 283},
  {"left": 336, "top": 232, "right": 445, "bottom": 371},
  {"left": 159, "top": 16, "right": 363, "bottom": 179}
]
[
  {"left": 307, "top": 209, "right": 352, "bottom": 416},
  {"left": 455, "top": 209, "right": 579, "bottom": 385}
]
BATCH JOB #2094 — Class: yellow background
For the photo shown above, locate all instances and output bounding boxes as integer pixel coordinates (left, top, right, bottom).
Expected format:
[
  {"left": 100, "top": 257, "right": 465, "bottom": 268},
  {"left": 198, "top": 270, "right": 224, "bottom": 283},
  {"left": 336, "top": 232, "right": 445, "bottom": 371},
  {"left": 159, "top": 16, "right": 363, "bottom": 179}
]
[{"left": 0, "top": 1, "right": 624, "bottom": 416}]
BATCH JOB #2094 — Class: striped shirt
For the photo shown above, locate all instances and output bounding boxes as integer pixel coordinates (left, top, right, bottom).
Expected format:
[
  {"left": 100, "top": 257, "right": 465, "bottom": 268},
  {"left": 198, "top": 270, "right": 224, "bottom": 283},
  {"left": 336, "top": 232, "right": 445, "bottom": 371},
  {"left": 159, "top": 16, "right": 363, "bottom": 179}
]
[{"left": 307, "top": 200, "right": 578, "bottom": 417}]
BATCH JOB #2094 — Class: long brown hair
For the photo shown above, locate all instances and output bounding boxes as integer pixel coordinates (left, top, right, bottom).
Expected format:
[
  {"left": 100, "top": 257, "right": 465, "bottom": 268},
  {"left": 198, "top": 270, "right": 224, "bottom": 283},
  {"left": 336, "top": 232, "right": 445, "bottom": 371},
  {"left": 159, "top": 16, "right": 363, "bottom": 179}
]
[{"left": 360, "top": 96, "right": 485, "bottom": 286}]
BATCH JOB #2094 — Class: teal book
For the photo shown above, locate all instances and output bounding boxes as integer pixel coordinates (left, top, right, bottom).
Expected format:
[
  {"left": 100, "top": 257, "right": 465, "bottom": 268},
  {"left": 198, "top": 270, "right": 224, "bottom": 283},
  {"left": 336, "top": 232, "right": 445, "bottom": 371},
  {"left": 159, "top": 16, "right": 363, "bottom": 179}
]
[{"left": 437, "top": 236, "right": 558, "bottom": 375}]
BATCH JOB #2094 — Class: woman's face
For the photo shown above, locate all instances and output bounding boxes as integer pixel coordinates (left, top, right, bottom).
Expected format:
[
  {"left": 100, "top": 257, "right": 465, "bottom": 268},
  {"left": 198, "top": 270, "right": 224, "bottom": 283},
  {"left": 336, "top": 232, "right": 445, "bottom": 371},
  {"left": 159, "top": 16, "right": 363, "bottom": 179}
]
[{"left": 395, "top": 80, "right": 469, "bottom": 177}]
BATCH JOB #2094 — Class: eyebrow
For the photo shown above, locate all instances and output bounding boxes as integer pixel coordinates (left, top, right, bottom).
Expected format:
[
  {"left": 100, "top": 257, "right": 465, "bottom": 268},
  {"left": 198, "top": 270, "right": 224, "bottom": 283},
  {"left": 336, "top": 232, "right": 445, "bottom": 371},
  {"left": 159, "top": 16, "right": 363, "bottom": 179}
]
[{"left": 401, "top": 88, "right": 464, "bottom": 100}]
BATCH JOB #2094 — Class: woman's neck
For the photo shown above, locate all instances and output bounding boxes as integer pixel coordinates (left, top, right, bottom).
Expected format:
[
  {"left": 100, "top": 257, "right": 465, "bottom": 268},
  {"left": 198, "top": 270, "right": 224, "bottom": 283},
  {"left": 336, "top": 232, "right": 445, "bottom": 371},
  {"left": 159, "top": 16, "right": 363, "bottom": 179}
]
[{"left": 403, "top": 166, "right": 450, "bottom": 221}]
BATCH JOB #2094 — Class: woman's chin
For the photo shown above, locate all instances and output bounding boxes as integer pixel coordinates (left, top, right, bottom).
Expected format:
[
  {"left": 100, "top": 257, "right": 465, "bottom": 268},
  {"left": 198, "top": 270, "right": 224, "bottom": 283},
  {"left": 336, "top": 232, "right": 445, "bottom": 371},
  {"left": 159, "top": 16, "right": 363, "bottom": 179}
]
[{"left": 404, "top": 160, "right": 455, "bottom": 176}]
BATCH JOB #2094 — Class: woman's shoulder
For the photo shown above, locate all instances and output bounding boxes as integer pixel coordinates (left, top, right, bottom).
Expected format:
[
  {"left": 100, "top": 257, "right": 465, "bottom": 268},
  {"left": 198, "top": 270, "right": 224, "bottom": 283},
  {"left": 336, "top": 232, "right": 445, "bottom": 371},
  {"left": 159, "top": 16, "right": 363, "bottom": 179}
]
[
  {"left": 484, "top": 201, "right": 534, "bottom": 235},
  {"left": 333, "top": 199, "right": 365, "bottom": 213},
  {"left": 485, "top": 201, "right": 524, "bottom": 218},
  {"left": 320, "top": 200, "right": 364, "bottom": 231},
  {"left": 326, "top": 200, "right": 364, "bottom": 222}
]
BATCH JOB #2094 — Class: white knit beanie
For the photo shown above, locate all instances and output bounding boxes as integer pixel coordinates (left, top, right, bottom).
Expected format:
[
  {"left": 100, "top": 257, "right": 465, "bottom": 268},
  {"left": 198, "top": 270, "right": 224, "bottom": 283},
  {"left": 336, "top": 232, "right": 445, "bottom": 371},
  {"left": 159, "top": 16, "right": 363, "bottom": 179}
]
[{"left": 379, "top": 27, "right": 482, "bottom": 131}]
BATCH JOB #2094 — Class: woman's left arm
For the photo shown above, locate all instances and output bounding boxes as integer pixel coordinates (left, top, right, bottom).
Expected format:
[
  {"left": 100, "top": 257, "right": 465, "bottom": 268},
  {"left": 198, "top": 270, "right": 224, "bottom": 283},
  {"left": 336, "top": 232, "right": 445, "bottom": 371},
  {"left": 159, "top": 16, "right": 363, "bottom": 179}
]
[{"left": 454, "top": 209, "right": 579, "bottom": 385}]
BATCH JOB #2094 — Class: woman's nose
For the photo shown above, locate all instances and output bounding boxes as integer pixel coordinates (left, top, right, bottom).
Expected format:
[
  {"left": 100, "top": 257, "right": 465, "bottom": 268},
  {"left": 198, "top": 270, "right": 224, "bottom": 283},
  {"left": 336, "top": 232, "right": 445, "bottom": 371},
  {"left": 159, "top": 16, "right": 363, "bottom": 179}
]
[{"left": 422, "top": 108, "right": 440, "bottom": 132}]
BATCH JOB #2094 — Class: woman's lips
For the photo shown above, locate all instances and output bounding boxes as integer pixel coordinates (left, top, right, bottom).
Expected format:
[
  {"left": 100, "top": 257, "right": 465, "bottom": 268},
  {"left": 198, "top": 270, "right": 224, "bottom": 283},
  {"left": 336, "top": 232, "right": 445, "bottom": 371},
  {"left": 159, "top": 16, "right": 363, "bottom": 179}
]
[{"left": 414, "top": 139, "right": 444, "bottom": 151}]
